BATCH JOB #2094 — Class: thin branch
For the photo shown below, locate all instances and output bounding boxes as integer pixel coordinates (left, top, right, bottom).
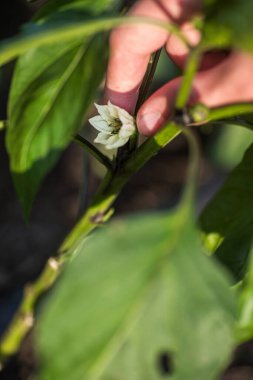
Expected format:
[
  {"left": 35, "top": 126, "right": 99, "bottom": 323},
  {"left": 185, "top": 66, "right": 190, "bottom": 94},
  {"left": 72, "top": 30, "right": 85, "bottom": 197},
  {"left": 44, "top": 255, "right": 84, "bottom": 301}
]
[
  {"left": 116, "top": 48, "right": 162, "bottom": 167},
  {"left": 134, "top": 49, "right": 162, "bottom": 115},
  {"left": 180, "top": 127, "right": 200, "bottom": 209},
  {"left": 73, "top": 134, "right": 113, "bottom": 172},
  {"left": 57, "top": 123, "right": 181, "bottom": 253},
  {"left": 188, "top": 102, "right": 253, "bottom": 126},
  {"left": 207, "top": 103, "right": 253, "bottom": 122},
  {"left": 175, "top": 47, "right": 202, "bottom": 110}
]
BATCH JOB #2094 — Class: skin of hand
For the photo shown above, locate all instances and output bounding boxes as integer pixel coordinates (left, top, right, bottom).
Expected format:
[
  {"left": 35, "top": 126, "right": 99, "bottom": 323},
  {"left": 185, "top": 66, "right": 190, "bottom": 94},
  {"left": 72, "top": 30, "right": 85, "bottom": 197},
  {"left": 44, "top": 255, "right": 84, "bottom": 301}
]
[{"left": 105, "top": 0, "right": 253, "bottom": 136}]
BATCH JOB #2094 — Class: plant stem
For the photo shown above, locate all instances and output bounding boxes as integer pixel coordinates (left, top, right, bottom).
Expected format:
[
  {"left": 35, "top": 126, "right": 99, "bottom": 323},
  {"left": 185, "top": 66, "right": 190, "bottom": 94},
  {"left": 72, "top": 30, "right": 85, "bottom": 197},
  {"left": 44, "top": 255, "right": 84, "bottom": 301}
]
[
  {"left": 207, "top": 103, "right": 253, "bottom": 122},
  {"left": 73, "top": 134, "right": 113, "bottom": 171},
  {"left": 115, "top": 48, "right": 162, "bottom": 169},
  {"left": 0, "top": 259, "right": 60, "bottom": 359},
  {"left": 180, "top": 127, "right": 200, "bottom": 209},
  {"left": 62, "top": 122, "right": 180, "bottom": 252},
  {"left": 134, "top": 49, "right": 162, "bottom": 115},
  {"left": 128, "top": 49, "right": 162, "bottom": 154},
  {"left": 189, "top": 102, "right": 253, "bottom": 127},
  {"left": 175, "top": 47, "right": 202, "bottom": 110}
]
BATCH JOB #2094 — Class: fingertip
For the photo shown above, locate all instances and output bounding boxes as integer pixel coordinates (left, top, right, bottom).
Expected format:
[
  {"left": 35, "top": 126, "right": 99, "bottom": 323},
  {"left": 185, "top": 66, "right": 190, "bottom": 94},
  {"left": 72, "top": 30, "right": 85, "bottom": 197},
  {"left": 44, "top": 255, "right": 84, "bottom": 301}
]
[
  {"left": 137, "top": 111, "right": 166, "bottom": 136},
  {"left": 137, "top": 78, "right": 181, "bottom": 135}
]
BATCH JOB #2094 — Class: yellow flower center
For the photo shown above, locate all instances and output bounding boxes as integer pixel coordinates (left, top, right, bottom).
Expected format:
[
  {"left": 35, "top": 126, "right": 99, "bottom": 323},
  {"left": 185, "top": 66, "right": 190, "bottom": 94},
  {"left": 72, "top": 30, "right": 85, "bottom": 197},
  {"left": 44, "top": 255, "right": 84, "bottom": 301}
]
[{"left": 109, "top": 118, "right": 122, "bottom": 134}]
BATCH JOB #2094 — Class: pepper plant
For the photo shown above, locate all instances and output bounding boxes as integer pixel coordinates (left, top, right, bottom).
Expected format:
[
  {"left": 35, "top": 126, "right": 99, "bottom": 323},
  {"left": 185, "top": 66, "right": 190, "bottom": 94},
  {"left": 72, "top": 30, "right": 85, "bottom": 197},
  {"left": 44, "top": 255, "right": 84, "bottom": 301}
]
[{"left": 1, "top": 0, "right": 253, "bottom": 379}]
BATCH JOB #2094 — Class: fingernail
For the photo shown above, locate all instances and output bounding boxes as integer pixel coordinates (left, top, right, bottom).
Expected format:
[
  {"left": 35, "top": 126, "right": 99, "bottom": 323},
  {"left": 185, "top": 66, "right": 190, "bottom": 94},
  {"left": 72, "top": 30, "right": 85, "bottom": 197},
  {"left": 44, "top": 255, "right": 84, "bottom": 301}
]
[{"left": 138, "top": 112, "right": 165, "bottom": 135}]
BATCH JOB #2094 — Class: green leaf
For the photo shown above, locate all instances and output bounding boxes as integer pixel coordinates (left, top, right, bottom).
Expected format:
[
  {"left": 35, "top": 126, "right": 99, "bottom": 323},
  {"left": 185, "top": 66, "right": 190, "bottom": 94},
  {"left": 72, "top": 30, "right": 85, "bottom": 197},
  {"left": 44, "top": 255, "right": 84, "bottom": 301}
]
[
  {"left": 7, "top": 34, "right": 107, "bottom": 216},
  {"left": 0, "top": 14, "right": 169, "bottom": 69},
  {"left": 200, "top": 143, "right": 253, "bottom": 281},
  {"left": 6, "top": 0, "right": 120, "bottom": 216},
  {"left": 212, "top": 124, "right": 253, "bottom": 169},
  {"left": 34, "top": 0, "right": 118, "bottom": 20},
  {"left": 37, "top": 209, "right": 236, "bottom": 380},
  {"left": 203, "top": 0, "right": 253, "bottom": 52},
  {"left": 237, "top": 246, "right": 253, "bottom": 342}
]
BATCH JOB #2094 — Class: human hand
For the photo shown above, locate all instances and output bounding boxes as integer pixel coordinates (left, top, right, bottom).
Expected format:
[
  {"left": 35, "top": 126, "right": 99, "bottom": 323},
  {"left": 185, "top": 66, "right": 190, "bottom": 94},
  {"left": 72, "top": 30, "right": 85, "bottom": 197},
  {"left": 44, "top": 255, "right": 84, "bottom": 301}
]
[{"left": 105, "top": 0, "right": 253, "bottom": 136}]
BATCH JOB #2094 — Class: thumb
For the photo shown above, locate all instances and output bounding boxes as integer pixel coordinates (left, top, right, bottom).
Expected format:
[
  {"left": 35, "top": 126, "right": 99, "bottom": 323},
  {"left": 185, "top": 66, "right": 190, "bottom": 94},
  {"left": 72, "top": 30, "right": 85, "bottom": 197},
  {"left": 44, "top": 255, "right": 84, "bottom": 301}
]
[{"left": 137, "top": 51, "right": 253, "bottom": 136}]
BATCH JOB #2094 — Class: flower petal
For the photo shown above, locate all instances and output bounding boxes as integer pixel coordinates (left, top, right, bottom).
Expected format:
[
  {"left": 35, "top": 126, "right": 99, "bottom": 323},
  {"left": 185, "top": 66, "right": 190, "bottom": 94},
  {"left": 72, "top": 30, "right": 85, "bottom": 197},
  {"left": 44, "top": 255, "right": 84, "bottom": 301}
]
[
  {"left": 108, "top": 101, "right": 135, "bottom": 125},
  {"left": 106, "top": 135, "right": 119, "bottom": 145},
  {"left": 119, "top": 110, "right": 134, "bottom": 123},
  {"left": 94, "top": 132, "right": 110, "bottom": 144},
  {"left": 91, "top": 101, "right": 135, "bottom": 150},
  {"left": 119, "top": 115, "right": 134, "bottom": 126},
  {"left": 106, "top": 137, "right": 129, "bottom": 150},
  {"left": 107, "top": 101, "right": 120, "bottom": 119},
  {"left": 119, "top": 124, "right": 136, "bottom": 138},
  {"left": 94, "top": 103, "right": 111, "bottom": 121},
  {"left": 89, "top": 116, "right": 113, "bottom": 132}
]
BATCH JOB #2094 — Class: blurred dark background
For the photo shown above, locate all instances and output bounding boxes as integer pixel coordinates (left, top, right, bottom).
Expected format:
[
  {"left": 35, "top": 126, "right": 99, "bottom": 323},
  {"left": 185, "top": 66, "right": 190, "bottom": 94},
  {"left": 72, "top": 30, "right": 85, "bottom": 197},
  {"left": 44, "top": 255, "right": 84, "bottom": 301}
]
[{"left": 0, "top": 1, "right": 253, "bottom": 379}]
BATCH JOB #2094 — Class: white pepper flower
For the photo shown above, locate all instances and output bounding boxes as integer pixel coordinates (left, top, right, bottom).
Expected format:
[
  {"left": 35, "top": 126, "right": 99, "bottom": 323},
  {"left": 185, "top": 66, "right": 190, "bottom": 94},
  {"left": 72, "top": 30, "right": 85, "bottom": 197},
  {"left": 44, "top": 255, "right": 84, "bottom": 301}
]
[{"left": 89, "top": 101, "right": 136, "bottom": 150}]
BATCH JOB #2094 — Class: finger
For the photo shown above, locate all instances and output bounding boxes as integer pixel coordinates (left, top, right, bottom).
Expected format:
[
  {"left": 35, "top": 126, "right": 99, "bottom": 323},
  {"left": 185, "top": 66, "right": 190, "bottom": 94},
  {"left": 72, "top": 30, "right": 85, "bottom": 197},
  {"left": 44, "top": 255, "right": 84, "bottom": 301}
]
[
  {"left": 105, "top": 0, "right": 201, "bottom": 112},
  {"left": 136, "top": 76, "right": 182, "bottom": 135},
  {"left": 105, "top": 0, "right": 169, "bottom": 112},
  {"left": 166, "top": 22, "right": 200, "bottom": 67},
  {"left": 137, "top": 51, "right": 253, "bottom": 135},
  {"left": 166, "top": 22, "right": 229, "bottom": 70}
]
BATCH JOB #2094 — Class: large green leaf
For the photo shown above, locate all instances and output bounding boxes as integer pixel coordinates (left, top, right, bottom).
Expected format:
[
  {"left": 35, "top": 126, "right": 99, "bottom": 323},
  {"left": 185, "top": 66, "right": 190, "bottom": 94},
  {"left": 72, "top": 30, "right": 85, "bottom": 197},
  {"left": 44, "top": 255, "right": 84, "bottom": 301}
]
[
  {"left": 7, "top": 33, "right": 107, "bottom": 216},
  {"left": 237, "top": 246, "right": 253, "bottom": 342},
  {"left": 37, "top": 208, "right": 236, "bottom": 380},
  {"left": 200, "top": 143, "right": 253, "bottom": 281},
  {"left": 6, "top": 1, "right": 119, "bottom": 216},
  {"left": 203, "top": 0, "right": 253, "bottom": 52}
]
